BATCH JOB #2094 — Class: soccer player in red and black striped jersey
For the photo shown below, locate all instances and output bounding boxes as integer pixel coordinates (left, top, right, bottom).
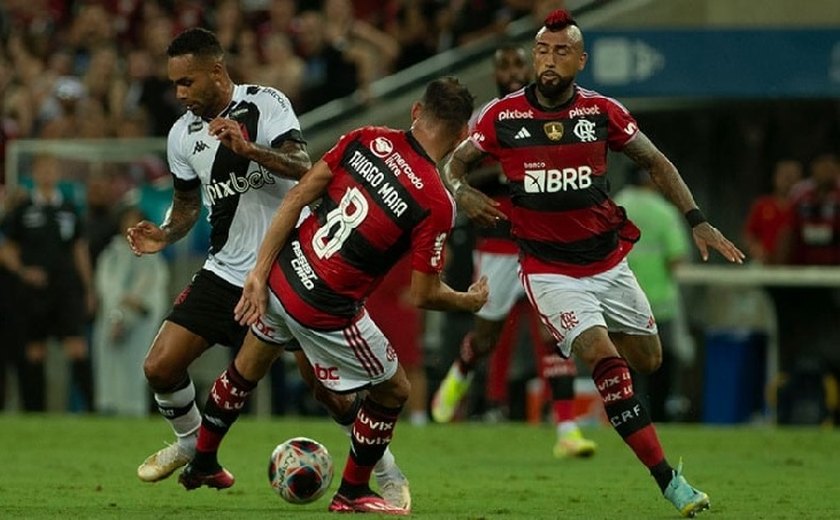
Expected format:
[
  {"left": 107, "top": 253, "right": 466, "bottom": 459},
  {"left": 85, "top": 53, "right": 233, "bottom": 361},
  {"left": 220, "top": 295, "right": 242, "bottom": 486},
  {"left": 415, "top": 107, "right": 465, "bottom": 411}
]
[
  {"left": 183, "top": 77, "right": 487, "bottom": 514},
  {"left": 443, "top": 9, "right": 744, "bottom": 517},
  {"left": 431, "top": 44, "right": 596, "bottom": 459}
]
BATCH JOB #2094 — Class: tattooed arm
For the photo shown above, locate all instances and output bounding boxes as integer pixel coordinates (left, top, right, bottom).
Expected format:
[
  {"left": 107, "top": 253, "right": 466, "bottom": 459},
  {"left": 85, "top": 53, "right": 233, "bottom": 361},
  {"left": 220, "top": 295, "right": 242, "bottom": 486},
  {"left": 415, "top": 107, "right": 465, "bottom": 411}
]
[
  {"left": 208, "top": 117, "right": 312, "bottom": 180},
  {"left": 241, "top": 140, "right": 312, "bottom": 181},
  {"left": 622, "top": 132, "right": 744, "bottom": 263},
  {"left": 126, "top": 187, "right": 201, "bottom": 255},
  {"left": 622, "top": 132, "right": 698, "bottom": 213},
  {"left": 442, "top": 139, "right": 506, "bottom": 226}
]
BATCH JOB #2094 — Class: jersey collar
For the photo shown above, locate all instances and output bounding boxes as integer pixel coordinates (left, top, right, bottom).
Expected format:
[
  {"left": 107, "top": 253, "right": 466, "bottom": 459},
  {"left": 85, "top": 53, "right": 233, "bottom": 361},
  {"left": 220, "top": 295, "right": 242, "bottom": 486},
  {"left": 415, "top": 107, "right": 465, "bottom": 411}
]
[
  {"left": 524, "top": 83, "right": 578, "bottom": 113},
  {"left": 405, "top": 130, "right": 435, "bottom": 165}
]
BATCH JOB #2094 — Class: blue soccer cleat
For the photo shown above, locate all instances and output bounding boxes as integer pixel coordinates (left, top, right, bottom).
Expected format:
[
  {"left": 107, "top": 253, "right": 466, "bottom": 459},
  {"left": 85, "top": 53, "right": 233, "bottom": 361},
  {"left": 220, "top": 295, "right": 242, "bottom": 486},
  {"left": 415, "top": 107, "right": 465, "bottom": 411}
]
[{"left": 664, "top": 460, "right": 710, "bottom": 518}]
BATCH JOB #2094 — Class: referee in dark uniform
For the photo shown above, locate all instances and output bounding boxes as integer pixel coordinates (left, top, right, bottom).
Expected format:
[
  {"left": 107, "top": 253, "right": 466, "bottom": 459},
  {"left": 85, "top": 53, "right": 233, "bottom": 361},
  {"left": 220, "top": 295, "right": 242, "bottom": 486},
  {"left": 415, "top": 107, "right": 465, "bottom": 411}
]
[{"left": 1, "top": 154, "right": 94, "bottom": 411}]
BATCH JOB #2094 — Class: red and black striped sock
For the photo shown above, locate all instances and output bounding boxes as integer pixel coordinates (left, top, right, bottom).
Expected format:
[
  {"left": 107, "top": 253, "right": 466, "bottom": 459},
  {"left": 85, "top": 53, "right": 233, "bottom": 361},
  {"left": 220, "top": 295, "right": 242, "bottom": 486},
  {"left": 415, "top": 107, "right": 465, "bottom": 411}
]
[
  {"left": 193, "top": 362, "right": 256, "bottom": 470},
  {"left": 593, "top": 356, "right": 673, "bottom": 491},
  {"left": 340, "top": 397, "right": 402, "bottom": 495}
]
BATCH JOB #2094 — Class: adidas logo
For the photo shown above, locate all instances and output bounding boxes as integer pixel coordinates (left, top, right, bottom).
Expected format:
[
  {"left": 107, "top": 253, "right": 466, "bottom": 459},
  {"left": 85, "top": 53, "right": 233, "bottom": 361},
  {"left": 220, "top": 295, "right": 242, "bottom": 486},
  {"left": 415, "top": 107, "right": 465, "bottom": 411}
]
[{"left": 514, "top": 127, "right": 531, "bottom": 140}]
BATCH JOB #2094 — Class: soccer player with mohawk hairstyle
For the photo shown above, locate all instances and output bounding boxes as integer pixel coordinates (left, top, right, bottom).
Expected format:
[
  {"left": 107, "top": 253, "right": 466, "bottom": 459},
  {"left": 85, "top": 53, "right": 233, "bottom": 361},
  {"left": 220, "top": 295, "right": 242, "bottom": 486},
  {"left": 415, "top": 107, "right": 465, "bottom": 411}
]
[{"left": 443, "top": 8, "right": 745, "bottom": 517}]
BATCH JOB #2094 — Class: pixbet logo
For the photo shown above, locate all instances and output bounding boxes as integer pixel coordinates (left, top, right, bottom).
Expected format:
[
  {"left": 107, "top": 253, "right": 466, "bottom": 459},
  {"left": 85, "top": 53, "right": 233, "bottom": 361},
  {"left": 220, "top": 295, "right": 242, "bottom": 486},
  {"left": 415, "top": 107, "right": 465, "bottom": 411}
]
[
  {"left": 314, "top": 363, "right": 339, "bottom": 381},
  {"left": 523, "top": 166, "right": 592, "bottom": 193},
  {"left": 568, "top": 105, "right": 601, "bottom": 118},
  {"left": 498, "top": 109, "right": 534, "bottom": 120}
]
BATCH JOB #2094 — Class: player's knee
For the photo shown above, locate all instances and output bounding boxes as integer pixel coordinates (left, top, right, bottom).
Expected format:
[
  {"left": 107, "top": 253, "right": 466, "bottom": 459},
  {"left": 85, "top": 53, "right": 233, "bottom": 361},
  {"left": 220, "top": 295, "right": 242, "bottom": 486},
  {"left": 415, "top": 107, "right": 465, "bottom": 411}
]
[
  {"left": 634, "top": 350, "right": 662, "bottom": 375},
  {"left": 143, "top": 356, "right": 181, "bottom": 391}
]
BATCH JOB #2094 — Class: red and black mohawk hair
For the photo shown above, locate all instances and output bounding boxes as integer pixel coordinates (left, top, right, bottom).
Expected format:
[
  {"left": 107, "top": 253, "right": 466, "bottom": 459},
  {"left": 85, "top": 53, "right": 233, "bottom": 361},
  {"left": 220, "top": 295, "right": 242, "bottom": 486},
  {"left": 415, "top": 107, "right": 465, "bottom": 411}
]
[{"left": 544, "top": 9, "right": 578, "bottom": 30}]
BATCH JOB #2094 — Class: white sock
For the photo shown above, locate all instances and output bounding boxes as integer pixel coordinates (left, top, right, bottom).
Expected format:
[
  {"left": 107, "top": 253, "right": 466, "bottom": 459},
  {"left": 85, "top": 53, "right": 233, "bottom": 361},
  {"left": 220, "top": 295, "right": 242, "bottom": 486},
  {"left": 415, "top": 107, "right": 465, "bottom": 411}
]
[
  {"left": 155, "top": 380, "right": 200, "bottom": 454},
  {"left": 557, "top": 420, "right": 578, "bottom": 437},
  {"left": 373, "top": 447, "right": 396, "bottom": 476}
]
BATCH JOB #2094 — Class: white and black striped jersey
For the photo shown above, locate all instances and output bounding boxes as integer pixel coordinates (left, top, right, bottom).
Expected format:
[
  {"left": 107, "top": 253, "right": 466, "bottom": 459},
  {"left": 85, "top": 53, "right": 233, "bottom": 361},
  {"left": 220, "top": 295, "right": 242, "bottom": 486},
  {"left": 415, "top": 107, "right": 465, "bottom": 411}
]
[{"left": 167, "top": 84, "right": 304, "bottom": 287}]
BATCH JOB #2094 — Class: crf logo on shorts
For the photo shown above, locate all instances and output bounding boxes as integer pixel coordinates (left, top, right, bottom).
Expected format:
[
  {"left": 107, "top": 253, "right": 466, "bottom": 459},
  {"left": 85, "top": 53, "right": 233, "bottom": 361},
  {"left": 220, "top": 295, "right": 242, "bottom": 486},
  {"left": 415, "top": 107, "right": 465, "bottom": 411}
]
[{"left": 524, "top": 166, "right": 592, "bottom": 193}]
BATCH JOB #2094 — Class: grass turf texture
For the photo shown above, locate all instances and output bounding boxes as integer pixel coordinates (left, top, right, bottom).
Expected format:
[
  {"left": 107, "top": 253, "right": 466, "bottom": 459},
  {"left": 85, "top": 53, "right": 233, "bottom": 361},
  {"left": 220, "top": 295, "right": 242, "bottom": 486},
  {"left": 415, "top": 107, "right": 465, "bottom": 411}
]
[{"left": 1, "top": 416, "right": 838, "bottom": 519}]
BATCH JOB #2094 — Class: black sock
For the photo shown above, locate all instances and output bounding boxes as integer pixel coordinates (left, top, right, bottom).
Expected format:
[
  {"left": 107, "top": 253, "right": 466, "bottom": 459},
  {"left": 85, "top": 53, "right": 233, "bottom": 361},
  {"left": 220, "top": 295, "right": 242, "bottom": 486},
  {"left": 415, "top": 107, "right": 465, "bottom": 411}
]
[{"left": 650, "top": 460, "right": 674, "bottom": 493}]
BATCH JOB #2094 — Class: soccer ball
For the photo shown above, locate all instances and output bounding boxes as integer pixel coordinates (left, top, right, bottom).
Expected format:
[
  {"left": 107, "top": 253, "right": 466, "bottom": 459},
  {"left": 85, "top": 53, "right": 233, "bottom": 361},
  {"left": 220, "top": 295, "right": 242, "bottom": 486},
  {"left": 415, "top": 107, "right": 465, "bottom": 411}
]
[{"left": 268, "top": 437, "right": 334, "bottom": 504}]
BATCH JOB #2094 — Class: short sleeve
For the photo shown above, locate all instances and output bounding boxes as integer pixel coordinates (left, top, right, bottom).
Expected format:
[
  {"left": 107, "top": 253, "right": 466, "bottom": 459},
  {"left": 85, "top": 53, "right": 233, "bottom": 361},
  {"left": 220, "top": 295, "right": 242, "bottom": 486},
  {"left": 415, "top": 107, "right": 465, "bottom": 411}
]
[
  {"left": 166, "top": 124, "right": 200, "bottom": 191},
  {"left": 410, "top": 200, "right": 456, "bottom": 274},
  {"left": 605, "top": 97, "right": 639, "bottom": 151},
  {"left": 469, "top": 102, "right": 501, "bottom": 156},
  {"left": 257, "top": 87, "right": 305, "bottom": 147},
  {"left": 322, "top": 128, "right": 363, "bottom": 171}
]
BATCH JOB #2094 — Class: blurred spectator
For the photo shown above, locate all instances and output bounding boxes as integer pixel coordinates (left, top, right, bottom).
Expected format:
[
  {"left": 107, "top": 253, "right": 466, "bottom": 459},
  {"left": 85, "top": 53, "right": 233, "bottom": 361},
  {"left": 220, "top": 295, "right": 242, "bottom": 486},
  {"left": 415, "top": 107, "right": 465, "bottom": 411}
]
[
  {"left": 0, "top": 154, "right": 95, "bottom": 412},
  {"left": 246, "top": 32, "right": 304, "bottom": 106},
  {"left": 773, "top": 152, "right": 840, "bottom": 424},
  {"left": 452, "top": 0, "right": 534, "bottom": 46},
  {"left": 92, "top": 205, "right": 168, "bottom": 416},
  {"left": 615, "top": 168, "right": 692, "bottom": 422},
  {"left": 743, "top": 159, "right": 803, "bottom": 264},
  {"left": 391, "top": 0, "right": 450, "bottom": 71},
  {"left": 294, "top": 10, "right": 361, "bottom": 112},
  {"left": 322, "top": 0, "right": 400, "bottom": 96},
  {"left": 365, "top": 256, "right": 428, "bottom": 426},
  {"left": 84, "top": 170, "right": 119, "bottom": 269}
]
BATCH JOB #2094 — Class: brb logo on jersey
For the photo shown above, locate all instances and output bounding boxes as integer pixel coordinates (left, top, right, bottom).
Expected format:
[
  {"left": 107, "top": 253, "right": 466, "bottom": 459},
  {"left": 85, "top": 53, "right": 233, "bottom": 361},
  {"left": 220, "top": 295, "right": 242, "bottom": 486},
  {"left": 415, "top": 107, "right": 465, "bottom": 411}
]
[
  {"left": 370, "top": 137, "right": 394, "bottom": 158},
  {"left": 204, "top": 166, "right": 276, "bottom": 205},
  {"left": 524, "top": 166, "right": 592, "bottom": 193}
]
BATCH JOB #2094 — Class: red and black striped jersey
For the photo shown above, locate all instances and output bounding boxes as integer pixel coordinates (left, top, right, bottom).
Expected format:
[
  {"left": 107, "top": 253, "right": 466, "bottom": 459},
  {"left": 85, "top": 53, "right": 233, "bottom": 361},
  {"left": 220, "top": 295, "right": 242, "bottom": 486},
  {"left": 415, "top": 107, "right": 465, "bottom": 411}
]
[
  {"left": 269, "top": 126, "right": 455, "bottom": 330},
  {"left": 470, "top": 84, "right": 641, "bottom": 277},
  {"left": 469, "top": 101, "right": 517, "bottom": 255}
]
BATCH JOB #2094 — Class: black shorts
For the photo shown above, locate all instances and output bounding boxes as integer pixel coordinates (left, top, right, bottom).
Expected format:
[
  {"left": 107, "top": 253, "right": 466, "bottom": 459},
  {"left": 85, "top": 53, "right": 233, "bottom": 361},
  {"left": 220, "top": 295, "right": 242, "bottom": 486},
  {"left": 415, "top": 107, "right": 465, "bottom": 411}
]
[
  {"left": 166, "top": 269, "right": 248, "bottom": 349},
  {"left": 23, "top": 277, "right": 86, "bottom": 341}
]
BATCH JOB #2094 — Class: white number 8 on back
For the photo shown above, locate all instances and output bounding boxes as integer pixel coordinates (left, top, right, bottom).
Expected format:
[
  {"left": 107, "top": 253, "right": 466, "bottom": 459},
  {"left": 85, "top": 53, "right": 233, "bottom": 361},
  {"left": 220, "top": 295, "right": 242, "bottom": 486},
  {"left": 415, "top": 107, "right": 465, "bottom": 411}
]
[{"left": 312, "top": 187, "right": 369, "bottom": 259}]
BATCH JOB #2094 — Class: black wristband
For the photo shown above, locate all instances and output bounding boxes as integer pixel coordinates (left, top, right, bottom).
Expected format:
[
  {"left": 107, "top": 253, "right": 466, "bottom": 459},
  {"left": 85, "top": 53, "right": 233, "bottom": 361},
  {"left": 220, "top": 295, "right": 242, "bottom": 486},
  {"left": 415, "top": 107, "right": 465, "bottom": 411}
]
[{"left": 684, "top": 208, "right": 707, "bottom": 228}]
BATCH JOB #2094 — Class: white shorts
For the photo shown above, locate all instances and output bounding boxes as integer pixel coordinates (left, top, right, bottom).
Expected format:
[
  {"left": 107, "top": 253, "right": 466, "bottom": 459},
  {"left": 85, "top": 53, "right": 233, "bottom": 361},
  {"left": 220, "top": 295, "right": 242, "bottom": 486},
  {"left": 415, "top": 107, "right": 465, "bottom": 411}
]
[
  {"left": 520, "top": 259, "right": 657, "bottom": 357},
  {"left": 252, "top": 291, "right": 398, "bottom": 393},
  {"left": 474, "top": 251, "right": 524, "bottom": 321}
]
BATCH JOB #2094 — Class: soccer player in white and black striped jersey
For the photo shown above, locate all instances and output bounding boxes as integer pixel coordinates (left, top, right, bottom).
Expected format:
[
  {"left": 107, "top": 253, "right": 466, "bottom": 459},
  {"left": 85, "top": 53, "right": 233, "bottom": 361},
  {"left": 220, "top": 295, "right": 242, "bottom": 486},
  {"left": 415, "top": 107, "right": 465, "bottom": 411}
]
[{"left": 126, "top": 28, "right": 409, "bottom": 507}]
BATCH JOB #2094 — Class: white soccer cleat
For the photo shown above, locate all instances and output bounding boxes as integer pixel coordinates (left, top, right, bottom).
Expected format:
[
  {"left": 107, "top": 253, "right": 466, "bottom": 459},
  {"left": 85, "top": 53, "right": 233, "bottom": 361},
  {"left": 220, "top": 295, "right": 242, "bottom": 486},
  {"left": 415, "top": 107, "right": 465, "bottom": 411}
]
[
  {"left": 375, "top": 467, "right": 411, "bottom": 511},
  {"left": 137, "top": 443, "right": 192, "bottom": 482},
  {"left": 378, "top": 477, "right": 411, "bottom": 511}
]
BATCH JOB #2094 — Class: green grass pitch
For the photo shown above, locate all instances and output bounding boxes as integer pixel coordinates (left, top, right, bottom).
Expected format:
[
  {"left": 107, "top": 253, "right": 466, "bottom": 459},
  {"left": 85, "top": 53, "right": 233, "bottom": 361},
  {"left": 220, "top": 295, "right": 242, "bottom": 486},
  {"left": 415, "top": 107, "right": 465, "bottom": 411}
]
[{"left": 1, "top": 416, "right": 838, "bottom": 519}]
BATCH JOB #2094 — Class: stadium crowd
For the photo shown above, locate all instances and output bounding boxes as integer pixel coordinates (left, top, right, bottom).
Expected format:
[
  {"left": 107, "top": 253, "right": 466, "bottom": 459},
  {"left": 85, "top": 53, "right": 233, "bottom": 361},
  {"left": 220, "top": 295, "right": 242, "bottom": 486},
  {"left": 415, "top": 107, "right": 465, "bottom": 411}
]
[
  {"left": 0, "top": 0, "right": 572, "bottom": 152},
  {"left": 0, "top": 0, "right": 573, "bottom": 413}
]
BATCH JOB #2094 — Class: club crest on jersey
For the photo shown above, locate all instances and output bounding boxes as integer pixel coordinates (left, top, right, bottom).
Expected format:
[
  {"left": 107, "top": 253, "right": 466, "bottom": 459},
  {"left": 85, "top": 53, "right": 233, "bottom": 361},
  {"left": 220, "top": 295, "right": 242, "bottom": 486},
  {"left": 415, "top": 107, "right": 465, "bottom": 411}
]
[
  {"left": 543, "top": 122, "right": 564, "bottom": 141},
  {"left": 573, "top": 119, "right": 597, "bottom": 143},
  {"left": 370, "top": 137, "right": 394, "bottom": 158}
]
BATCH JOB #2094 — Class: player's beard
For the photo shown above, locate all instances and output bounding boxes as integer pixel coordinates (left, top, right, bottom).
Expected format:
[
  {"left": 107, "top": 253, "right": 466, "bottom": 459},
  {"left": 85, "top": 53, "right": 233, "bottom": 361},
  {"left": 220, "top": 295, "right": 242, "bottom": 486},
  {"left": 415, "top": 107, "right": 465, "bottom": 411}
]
[{"left": 536, "top": 72, "right": 573, "bottom": 102}]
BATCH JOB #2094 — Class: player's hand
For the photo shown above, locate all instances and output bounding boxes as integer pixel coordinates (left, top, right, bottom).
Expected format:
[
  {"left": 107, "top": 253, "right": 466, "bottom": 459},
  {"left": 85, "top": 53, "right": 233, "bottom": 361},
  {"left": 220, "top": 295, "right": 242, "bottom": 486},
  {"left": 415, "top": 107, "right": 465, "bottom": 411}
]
[
  {"left": 126, "top": 221, "right": 168, "bottom": 256},
  {"left": 465, "top": 275, "right": 490, "bottom": 312},
  {"left": 691, "top": 222, "right": 746, "bottom": 263},
  {"left": 455, "top": 185, "right": 507, "bottom": 227},
  {"left": 235, "top": 270, "right": 268, "bottom": 326},
  {"left": 208, "top": 117, "right": 251, "bottom": 156}
]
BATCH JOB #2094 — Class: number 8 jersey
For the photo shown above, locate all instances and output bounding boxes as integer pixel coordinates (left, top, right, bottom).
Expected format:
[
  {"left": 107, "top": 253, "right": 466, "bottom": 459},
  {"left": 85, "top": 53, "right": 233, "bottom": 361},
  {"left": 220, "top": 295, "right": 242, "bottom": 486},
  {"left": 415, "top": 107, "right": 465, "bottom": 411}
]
[{"left": 268, "top": 126, "right": 455, "bottom": 330}]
